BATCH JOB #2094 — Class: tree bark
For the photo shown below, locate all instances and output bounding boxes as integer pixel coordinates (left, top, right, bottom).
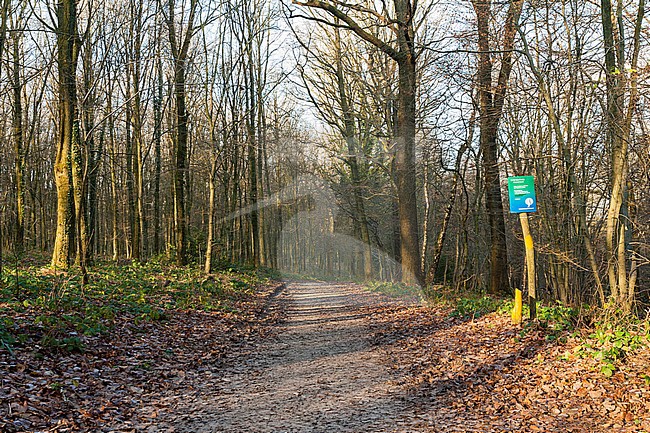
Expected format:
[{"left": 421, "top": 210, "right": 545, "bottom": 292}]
[
  {"left": 205, "top": 159, "right": 217, "bottom": 273},
  {"left": 472, "top": 0, "right": 523, "bottom": 294},
  {"left": 52, "top": 0, "right": 81, "bottom": 270},
  {"left": 153, "top": 54, "right": 163, "bottom": 255},
  {"left": 173, "top": 63, "right": 189, "bottom": 265},
  {"left": 128, "top": 2, "right": 145, "bottom": 261},
  {"left": 163, "top": 0, "right": 197, "bottom": 266},
  {"left": 11, "top": 28, "right": 25, "bottom": 254},
  {"left": 601, "top": 0, "right": 645, "bottom": 309},
  {"left": 82, "top": 24, "right": 99, "bottom": 264}
]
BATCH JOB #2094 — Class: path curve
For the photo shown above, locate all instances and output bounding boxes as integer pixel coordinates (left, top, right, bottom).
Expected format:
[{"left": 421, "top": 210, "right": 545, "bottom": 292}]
[{"left": 162, "top": 281, "right": 425, "bottom": 433}]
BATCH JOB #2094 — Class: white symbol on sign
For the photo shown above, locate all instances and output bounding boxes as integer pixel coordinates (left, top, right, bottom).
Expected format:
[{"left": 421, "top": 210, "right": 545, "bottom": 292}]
[{"left": 525, "top": 197, "right": 534, "bottom": 207}]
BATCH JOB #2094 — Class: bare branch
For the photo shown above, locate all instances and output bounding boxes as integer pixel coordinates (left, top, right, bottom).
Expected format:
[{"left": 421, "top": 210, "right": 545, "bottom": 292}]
[{"left": 292, "top": 0, "right": 400, "bottom": 61}]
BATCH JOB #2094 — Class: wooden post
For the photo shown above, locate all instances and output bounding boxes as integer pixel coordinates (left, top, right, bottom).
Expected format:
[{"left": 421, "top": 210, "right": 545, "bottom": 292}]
[
  {"left": 512, "top": 288, "right": 523, "bottom": 324},
  {"left": 519, "top": 213, "right": 537, "bottom": 319}
]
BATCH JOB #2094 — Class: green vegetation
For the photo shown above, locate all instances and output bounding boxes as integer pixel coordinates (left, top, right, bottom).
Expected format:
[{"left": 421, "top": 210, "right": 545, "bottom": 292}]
[
  {"left": 365, "top": 281, "right": 423, "bottom": 300},
  {"left": 536, "top": 302, "right": 579, "bottom": 332},
  {"left": 414, "top": 284, "right": 650, "bottom": 377},
  {"left": 0, "top": 259, "right": 273, "bottom": 353},
  {"left": 448, "top": 295, "right": 505, "bottom": 319},
  {"left": 569, "top": 322, "right": 649, "bottom": 377}
]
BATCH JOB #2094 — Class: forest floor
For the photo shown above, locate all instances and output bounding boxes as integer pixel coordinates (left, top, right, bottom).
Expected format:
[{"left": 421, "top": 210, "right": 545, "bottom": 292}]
[{"left": 2, "top": 273, "right": 650, "bottom": 432}]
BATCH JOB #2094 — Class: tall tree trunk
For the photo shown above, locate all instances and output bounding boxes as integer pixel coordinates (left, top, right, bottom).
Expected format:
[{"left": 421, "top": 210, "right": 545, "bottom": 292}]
[
  {"left": 472, "top": 0, "right": 523, "bottom": 295},
  {"left": 601, "top": 0, "right": 645, "bottom": 309},
  {"left": 393, "top": 0, "right": 421, "bottom": 286},
  {"left": 11, "top": 28, "right": 25, "bottom": 254},
  {"left": 87, "top": 121, "right": 103, "bottom": 261},
  {"left": 71, "top": 111, "right": 88, "bottom": 280},
  {"left": 131, "top": 77, "right": 144, "bottom": 262},
  {"left": 153, "top": 55, "right": 163, "bottom": 255},
  {"left": 122, "top": 4, "right": 145, "bottom": 261},
  {"left": 163, "top": 0, "right": 196, "bottom": 266},
  {"left": 204, "top": 158, "right": 217, "bottom": 273},
  {"left": 173, "top": 64, "right": 188, "bottom": 265},
  {"left": 82, "top": 27, "right": 99, "bottom": 264},
  {"left": 107, "top": 90, "right": 120, "bottom": 262},
  {"left": 125, "top": 83, "right": 135, "bottom": 259},
  {"left": 52, "top": 0, "right": 80, "bottom": 270},
  {"left": 0, "top": 0, "right": 9, "bottom": 77},
  {"left": 246, "top": 64, "right": 260, "bottom": 266}
]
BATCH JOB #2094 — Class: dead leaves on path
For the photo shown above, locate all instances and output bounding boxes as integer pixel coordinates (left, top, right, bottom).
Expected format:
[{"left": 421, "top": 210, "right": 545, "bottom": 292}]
[
  {"left": 0, "top": 284, "right": 284, "bottom": 433},
  {"left": 367, "top": 306, "right": 650, "bottom": 432}
]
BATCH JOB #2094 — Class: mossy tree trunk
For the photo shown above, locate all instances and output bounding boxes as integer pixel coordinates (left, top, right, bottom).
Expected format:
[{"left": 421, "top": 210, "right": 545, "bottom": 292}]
[{"left": 52, "top": 0, "right": 81, "bottom": 270}]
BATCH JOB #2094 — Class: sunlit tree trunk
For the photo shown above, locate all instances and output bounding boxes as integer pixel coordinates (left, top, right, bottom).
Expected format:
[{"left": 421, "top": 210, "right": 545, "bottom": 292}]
[
  {"left": 11, "top": 26, "right": 25, "bottom": 254},
  {"left": 601, "top": 0, "right": 645, "bottom": 310},
  {"left": 52, "top": 0, "right": 81, "bottom": 270},
  {"left": 107, "top": 87, "right": 120, "bottom": 262},
  {"left": 82, "top": 18, "right": 99, "bottom": 264}
]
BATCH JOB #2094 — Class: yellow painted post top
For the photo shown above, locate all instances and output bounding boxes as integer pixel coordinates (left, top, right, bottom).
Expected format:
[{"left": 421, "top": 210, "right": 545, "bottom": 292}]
[{"left": 512, "top": 288, "right": 523, "bottom": 324}]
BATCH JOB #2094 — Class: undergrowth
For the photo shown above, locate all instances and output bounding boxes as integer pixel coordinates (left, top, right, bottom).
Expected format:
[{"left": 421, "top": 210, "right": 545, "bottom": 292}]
[
  {"left": 365, "top": 281, "right": 422, "bottom": 300},
  {"left": 567, "top": 321, "right": 650, "bottom": 377},
  {"left": 417, "top": 284, "right": 650, "bottom": 377},
  {"left": 0, "top": 259, "right": 273, "bottom": 354}
]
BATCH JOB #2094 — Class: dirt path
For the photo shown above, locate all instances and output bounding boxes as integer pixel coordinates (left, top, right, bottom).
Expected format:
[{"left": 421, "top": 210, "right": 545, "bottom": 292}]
[{"left": 156, "top": 281, "right": 428, "bottom": 433}]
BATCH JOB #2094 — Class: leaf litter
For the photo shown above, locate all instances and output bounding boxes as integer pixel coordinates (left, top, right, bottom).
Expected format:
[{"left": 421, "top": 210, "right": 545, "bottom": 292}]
[
  {"left": 366, "top": 304, "right": 650, "bottom": 432},
  {"left": 0, "top": 279, "right": 285, "bottom": 433}
]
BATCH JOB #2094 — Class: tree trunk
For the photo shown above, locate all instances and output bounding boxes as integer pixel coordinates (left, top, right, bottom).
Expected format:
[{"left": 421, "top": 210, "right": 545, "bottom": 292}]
[
  {"left": 204, "top": 159, "right": 217, "bottom": 273},
  {"left": 107, "top": 91, "right": 120, "bottom": 262},
  {"left": 125, "top": 83, "right": 135, "bottom": 259},
  {"left": 0, "top": 0, "right": 9, "bottom": 78},
  {"left": 153, "top": 55, "right": 163, "bottom": 255},
  {"left": 246, "top": 66, "right": 260, "bottom": 266},
  {"left": 52, "top": 0, "right": 80, "bottom": 270},
  {"left": 601, "top": 0, "right": 645, "bottom": 309},
  {"left": 472, "top": 0, "right": 524, "bottom": 295},
  {"left": 394, "top": 0, "right": 422, "bottom": 286},
  {"left": 164, "top": 0, "right": 196, "bottom": 266},
  {"left": 12, "top": 29, "right": 25, "bottom": 254},
  {"left": 82, "top": 30, "right": 99, "bottom": 264},
  {"left": 173, "top": 63, "right": 188, "bottom": 265}
]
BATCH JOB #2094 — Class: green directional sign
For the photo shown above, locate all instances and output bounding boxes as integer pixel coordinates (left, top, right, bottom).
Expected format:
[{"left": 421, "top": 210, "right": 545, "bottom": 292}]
[{"left": 508, "top": 176, "right": 537, "bottom": 213}]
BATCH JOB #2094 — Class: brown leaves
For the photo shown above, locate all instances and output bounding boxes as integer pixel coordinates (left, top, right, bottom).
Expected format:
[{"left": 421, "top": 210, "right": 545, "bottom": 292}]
[
  {"left": 368, "top": 305, "right": 650, "bottom": 432},
  {"left": 0, "top": 282, "right": 285, "bottom": 432}
]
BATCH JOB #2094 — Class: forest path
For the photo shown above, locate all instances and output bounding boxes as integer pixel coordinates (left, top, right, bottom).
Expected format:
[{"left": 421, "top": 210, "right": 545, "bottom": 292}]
[{"left": 157, "top": 281, "right": 428, "bottom": 433}]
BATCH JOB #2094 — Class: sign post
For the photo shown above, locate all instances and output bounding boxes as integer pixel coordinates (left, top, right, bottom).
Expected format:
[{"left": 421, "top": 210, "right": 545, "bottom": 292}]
[{"left": 508, "top": 176, "right": 537, "bottom": 321}]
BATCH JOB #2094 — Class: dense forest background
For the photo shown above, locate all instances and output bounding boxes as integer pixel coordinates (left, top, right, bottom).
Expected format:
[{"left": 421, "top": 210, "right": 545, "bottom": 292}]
[{"left": 1, "top": 0, "right": 649, "bottom": 314}]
